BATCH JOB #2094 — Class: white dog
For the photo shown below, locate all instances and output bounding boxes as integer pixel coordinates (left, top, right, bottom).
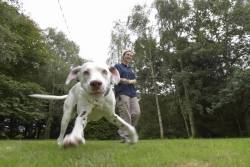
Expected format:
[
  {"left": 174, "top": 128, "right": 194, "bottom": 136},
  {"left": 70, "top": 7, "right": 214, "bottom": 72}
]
[{"left": 30, "top": 62, "right": 138, "bottom": 147}]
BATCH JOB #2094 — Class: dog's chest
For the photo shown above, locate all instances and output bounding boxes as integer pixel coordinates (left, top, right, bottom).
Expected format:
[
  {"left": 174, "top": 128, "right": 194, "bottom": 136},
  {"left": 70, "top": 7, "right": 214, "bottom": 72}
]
[
  {"left": 87, "top": 98, "right": 112, "bottom": 121},
  {"left": 88, "top": 107, "right": 108, "bottom": 121}
]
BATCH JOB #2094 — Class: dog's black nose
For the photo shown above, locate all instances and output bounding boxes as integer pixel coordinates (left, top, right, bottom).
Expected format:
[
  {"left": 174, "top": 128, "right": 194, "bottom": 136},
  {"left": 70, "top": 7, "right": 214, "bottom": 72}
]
[{"left": 90, "top": 80, "right": 102, "bottom": 88}]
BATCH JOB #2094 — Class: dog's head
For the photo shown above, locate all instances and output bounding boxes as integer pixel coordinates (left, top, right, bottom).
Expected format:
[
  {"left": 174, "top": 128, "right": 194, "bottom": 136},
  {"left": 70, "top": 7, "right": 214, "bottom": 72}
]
[{"left": 65, "top": 62, "right": 120, "bottom": 97}]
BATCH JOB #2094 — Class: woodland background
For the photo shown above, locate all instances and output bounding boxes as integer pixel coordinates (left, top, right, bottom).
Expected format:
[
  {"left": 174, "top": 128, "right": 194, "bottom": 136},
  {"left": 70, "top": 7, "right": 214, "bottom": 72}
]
[{"left": 0, "top": 0, "right": 250, "bottom": 140}]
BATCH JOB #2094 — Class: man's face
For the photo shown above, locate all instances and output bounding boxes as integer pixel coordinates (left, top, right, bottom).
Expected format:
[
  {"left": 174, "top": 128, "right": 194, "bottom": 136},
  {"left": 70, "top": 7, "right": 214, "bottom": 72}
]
[{"left": 123, "top": 51, "right": 134, "bottom": 63}]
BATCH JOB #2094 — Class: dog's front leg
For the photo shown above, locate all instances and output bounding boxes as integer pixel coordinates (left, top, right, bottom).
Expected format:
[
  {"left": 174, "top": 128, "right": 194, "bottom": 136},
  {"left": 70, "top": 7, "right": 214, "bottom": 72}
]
[
  {"left": 63, "top": 97, "right": 91, "bottom": 147},
  {"left": 106, "top": 113, "right": 138, "bottom": 144},
  {"left": 57, "top": 93, "right": 76, "bottom": 146},
  {"left": 63, "top": 113, "right": 88, "bottom": 147}
]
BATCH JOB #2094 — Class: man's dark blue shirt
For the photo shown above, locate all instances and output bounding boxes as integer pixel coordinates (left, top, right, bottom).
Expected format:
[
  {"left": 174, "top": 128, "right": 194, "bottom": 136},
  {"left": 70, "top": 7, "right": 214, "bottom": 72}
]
[{"left": 114, "top": 63, "right": 137, "bottom": 98}]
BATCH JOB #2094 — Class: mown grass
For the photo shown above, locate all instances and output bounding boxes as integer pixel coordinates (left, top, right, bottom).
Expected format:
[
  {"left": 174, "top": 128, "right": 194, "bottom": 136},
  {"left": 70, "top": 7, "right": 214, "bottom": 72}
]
[{"left": 0, "top": 138, "right": 250, "bottom": 167}]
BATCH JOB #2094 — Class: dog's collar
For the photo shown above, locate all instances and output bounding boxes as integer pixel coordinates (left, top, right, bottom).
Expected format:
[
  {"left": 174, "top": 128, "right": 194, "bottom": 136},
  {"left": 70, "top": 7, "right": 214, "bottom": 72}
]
[
  {"left": 104, "top": 79, "right": 115, "bottom": 97},
  {"left": 104, "top": 87, "right": 110, "bottom": 96}
]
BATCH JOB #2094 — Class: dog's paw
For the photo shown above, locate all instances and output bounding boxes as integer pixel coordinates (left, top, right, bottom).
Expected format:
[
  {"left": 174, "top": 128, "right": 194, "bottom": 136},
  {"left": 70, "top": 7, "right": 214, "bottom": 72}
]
[
  {"left": 57, "top": 141, "right": 64, "bottom": 147},
  {"left": 62, "top": 135, "right": 85, "bottom": 148},
  {"left": 127, "top": 127, "right": 139, "bottom": 144},
  {"left": 75, "top": 136, "right": 86, "bottom": 145},
  {"left": 63, "top": 135, "right": 79, "bottom": 148},
  {"left": 129, "top": 134, "right": 138, "bottom": 144}
]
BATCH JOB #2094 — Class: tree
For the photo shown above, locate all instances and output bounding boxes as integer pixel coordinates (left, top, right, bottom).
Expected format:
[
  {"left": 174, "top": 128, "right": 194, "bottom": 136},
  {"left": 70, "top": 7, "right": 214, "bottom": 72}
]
[
  {"left": 40, "top": 28, "right": 83, "bottom": 138},
  {"left": 128, "top": 4, "right": 165, "bottom": 139},
  {"left": 154, "top": 0, "right": 250, "bottom": 137},
  {"left": 211, "top": 69, "right": 250, "bottom": 136},
  {"left": 0, "top": 1, "right": 83, "bottom": 139},
  {"left": 154, "top": 0, "right": 196, "bottom": 137},
  {"left": 0, "top": 1, "right": 48, "bottom": 138},
  {"left": 107, "top": 20, "right": 132, "bottom": 65}
]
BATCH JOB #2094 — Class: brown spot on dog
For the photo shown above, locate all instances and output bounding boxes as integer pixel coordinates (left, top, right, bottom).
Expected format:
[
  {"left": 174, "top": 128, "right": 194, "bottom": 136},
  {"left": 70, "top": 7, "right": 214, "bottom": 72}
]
[{"left": 80, "top": 111, "right": 87, "bottom": 117}]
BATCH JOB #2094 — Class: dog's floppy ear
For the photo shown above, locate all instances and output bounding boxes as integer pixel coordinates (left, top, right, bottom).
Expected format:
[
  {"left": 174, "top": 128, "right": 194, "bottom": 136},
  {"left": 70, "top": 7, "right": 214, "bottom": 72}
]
[
  {"left": 65, "top": 66, "right": 82, "bottom": 85},
  {"left": 109, "top": 66, "right": 120, "bottom": 84}
]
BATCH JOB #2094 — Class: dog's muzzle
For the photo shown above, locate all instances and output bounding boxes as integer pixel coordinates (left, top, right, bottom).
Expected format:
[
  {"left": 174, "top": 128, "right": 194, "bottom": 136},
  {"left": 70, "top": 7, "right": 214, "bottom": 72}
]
[
  {"left": 88, "top": 80, "right": 111, "bottom": 97},
  {"left": 90, "top": 80, "right": 102, "bottom": 90}
]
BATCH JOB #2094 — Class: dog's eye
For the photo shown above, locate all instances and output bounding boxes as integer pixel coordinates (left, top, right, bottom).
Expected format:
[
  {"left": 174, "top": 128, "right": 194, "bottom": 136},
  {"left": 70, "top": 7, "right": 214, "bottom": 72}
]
[
  {"left": 83, "top": 70, "right": 90, "bottom": 76},
  {"left": 102, "top": 70, "right": 108, "bottom": 75}
]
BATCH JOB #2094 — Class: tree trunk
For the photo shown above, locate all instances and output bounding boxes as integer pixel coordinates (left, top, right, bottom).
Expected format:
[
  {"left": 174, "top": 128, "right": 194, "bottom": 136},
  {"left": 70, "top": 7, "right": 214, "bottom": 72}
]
[
  {"left": 179, "top": 57, "right": 197, "bottom": 138},
  {"left": 243, "top": 106, "right": 250, "bottom": 136},
  {"left": 183, "top": 75, "right": 197, "bottom": 138},
  {"left": 154, "top": 93, "right": 164, "bottom": 139},
  {"left": 44, "top": 63, "right": 55, "bottom": 139},
  {"left": 235, "top": 117, "right": 243, "bottom": 137},
  {"left": 44, "top": 100, "right": 54, "bottom": 139},
  {"left": 148, "top": 52, "right": 164, "bottom": 139},
  {"left": 245, "top": 112, "right": 250, "bottom": 136},
  {"left": 177, "top": 94, "right": 190, "bottom": 137}
]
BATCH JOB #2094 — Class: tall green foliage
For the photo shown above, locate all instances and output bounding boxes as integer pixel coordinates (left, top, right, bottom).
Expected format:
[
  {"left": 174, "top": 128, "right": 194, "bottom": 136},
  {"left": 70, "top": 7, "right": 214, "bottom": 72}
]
[
  {"left": 0, "top": 1, "right": 48, "bottom": 79},
  {"left": 0, "top": 1, "right": 84, "bottom": 139},
  {"left": 0, "top": 1, "right": 48, "bottom": 138},
  {"left": 39, "top": 28, "right": 83, "bottom": 138},
  {"left": 152, "top": 0, "right": 250, "bottom": 137},
  {"left": 108, "top": 0, "right": 250, "bottom": 138}
]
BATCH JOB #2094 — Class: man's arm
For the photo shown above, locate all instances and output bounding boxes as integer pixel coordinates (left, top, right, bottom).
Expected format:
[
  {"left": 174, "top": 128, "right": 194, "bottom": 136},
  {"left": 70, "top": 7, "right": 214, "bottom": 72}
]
[
  {"left": 114, "top": 64, "right": 137, "bottom": 85},
  {"left": 119, "top": 78, "right": 137, "bottom": 84}
]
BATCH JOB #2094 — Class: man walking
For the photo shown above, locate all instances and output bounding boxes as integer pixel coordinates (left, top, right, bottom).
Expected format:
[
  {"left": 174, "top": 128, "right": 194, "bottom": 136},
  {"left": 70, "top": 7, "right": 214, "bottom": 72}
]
[{"left": 114, "top": 50, "right": 141, "bottom": 143}]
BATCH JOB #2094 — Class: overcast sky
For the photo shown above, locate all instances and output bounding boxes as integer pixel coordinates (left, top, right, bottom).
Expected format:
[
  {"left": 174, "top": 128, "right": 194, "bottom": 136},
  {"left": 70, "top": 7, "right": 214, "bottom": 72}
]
[{"left": 19, "top": 0, "right": 153, "bottom": 63}]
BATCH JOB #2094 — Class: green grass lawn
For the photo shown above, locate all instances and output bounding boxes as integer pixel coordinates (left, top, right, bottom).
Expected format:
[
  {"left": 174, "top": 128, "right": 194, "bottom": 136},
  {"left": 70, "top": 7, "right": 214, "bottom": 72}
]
[{"left": 0, "top": 139, "right": 250, "bottom": 167}]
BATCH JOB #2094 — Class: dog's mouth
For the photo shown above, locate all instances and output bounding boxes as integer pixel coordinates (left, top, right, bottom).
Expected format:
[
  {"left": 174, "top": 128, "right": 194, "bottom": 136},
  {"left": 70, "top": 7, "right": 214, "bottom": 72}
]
[{"left": 89, "top": 90, "right": 105, "bottom": 96}]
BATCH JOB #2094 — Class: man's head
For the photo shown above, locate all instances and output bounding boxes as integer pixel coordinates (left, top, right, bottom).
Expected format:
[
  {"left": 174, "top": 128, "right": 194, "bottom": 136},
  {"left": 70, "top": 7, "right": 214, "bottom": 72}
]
[{"left": 122, "top": 50, "right": 134, "bottom": 65}]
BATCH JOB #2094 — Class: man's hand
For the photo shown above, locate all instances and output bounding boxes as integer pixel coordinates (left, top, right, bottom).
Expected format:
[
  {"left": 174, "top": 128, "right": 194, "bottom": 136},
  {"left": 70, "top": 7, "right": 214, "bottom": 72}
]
[{"left": 128, "top": 79, "right": 137, "bottom": 84}]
